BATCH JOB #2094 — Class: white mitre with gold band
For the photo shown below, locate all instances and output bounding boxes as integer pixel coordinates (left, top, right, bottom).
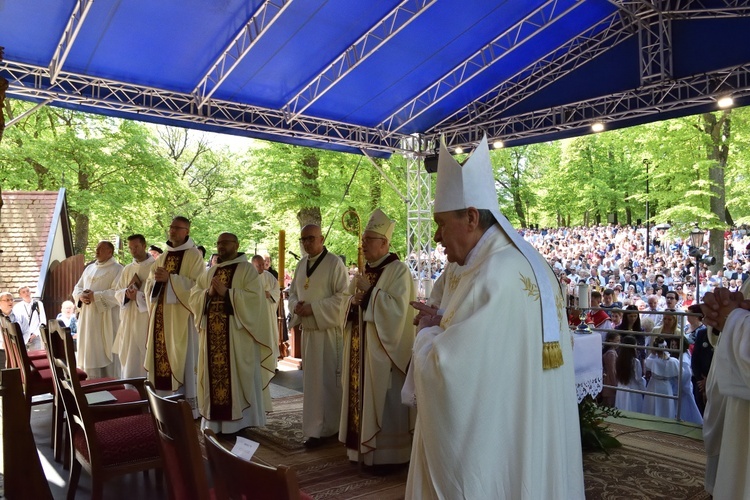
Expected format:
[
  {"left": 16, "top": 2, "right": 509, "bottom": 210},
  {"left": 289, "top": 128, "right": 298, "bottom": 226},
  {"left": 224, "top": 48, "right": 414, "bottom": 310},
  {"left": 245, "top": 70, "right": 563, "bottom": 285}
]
[
  {"left": 365, "top": 208, "right": 395, "bottom": 241},
  {"left": 435, "top": 135, "right": 563, "bottom": 369}
]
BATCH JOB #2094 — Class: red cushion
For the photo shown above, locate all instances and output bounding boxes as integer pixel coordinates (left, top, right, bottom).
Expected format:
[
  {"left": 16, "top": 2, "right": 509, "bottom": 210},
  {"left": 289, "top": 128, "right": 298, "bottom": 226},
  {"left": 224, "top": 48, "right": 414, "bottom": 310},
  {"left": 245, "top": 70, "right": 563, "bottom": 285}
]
[
  {"left": 31, "top": 357, "right": 50, "bottom": 370},
  {"left": 26, "top": 368, "right": 54, "bottom": 395},
  {"left": 28, "top": 349, "right": 47, "bottom": 360},
  {"left": 73, "top": 413, "right": 159, "bottom": 466}
]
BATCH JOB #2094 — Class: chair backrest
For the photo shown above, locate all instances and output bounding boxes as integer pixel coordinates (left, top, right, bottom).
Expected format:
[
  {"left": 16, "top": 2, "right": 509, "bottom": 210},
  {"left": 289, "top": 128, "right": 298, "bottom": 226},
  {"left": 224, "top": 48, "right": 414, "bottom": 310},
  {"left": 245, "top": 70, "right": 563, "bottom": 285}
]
[
  {"left": 1, "top": 316, "right": 19, "bottom": 369},
  {"left": 5, "top": 320, "right": 45, "bottom": 397},
  {"left": 49, "top": 321, "right": 103, "bottom": 460},
  {"left": 203, "top": 429, "right": 301, "bottom": 500},
  {"left": 145, "top": 382, "right": 211, "bottom": 500},
  {"left": 1, "top": 368, "right": 54, "bottom": 500}
]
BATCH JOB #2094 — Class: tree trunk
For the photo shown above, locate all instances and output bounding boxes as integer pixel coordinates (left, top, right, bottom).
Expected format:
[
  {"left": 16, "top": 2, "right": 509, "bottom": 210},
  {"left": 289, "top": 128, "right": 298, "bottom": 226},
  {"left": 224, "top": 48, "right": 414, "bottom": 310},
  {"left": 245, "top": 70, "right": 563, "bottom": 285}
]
[
  {"left": 369, "top": 164, "right": 381, "bottom": 213},
  {"left": 296, "top": 151, "right": 321, "bottom": 228},
  {"left": 72, "top": 169, "right": 91, "bottom": 255},
  {"left": 701, "top": 111, "right": 730, "bottom": 272}
]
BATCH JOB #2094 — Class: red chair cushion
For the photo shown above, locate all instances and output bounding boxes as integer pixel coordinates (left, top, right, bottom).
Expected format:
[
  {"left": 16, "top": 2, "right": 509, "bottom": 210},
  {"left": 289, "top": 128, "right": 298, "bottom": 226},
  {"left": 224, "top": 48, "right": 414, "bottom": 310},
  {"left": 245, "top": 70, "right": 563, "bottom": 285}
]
[
  {"left": 26, "top": 368, "right": 55, "bottom": 395},
  {"left": 73, "top": 413, "right": 159, "bottom": 466},
  {"left": 28, "top": 349, "right": 47, "bottom": 360},
  {"left": 31, "top": 357, "right": 50, "bottom": 370}
]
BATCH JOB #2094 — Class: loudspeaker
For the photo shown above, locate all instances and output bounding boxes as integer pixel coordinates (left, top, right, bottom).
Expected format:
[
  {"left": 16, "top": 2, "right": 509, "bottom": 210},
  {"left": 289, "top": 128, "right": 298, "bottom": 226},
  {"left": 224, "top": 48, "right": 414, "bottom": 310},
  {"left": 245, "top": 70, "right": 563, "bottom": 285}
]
[{"left": 424, "top": 155, "right": 439, "bottom": 173}]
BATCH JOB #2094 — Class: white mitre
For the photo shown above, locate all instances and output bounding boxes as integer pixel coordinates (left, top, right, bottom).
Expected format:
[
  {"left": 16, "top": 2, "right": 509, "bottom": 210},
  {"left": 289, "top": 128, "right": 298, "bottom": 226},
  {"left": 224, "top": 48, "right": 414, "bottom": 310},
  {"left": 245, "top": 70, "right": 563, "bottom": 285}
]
[
  {"left": 365, "top": 208, "right": 395, "bottom": 241},
  {"left": 434, "top": 135, "right": 564, "bottom": 369}
]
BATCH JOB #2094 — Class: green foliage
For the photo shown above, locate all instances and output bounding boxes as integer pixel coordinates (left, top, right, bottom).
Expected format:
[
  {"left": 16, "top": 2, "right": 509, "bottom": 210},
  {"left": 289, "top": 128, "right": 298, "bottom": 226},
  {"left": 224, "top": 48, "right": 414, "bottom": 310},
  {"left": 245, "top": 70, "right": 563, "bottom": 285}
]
[
  {"left": 4, "top": 97, "right": 750, "bottom": 267},
  {"left": 578, "top": 396, "right": 622, "bottom": 454}
]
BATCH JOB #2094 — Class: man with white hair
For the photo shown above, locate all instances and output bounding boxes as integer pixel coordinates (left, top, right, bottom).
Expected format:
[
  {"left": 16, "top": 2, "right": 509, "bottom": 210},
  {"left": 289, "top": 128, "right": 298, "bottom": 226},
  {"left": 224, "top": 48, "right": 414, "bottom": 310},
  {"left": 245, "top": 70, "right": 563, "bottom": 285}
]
[
  {"left": 405, "top": 136, "right": 584, "bottom": 499},
  {"left": 12, "top": 286, "right": 46, "bottom": 351},
  {"left": 339, "top": 208, "right": 415, "bottom": 469}
]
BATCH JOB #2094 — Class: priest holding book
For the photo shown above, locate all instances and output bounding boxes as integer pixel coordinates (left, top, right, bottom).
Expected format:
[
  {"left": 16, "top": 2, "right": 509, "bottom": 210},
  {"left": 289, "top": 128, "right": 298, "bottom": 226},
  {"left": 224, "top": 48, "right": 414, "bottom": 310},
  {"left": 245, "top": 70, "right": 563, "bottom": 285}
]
[{"left": 113, "top": 234, "right": 156, "bottom": 378}]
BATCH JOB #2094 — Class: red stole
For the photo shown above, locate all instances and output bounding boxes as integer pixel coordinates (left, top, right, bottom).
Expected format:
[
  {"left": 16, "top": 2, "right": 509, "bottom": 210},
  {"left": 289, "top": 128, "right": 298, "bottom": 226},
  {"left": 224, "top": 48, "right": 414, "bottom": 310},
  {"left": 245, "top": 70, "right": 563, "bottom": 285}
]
[{"left": 153, "top": 249, "right": 187, "bottom": 390}]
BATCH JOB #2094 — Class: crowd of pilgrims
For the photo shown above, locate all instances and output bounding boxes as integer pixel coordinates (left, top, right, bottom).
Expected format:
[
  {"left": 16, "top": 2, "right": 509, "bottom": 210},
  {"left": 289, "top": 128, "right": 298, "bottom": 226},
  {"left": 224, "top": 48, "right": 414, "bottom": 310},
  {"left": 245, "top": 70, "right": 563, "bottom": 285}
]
[
  {"left": 410, "top": 223, "right": 750, "bottom": 426},
  {"left": 529, "top": 223, "right": 750, "bottom": 426}
]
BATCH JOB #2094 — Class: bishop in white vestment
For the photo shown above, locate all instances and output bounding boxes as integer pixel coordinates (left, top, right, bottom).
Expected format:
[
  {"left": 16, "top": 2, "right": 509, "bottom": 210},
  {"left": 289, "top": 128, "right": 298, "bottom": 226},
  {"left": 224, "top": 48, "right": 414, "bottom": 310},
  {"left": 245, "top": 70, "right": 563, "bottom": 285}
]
[
  {"left": 339, "top": 209, "right": 415, "bottom": 466},
  {"left": 404, "top": 136, "right": 585, "bottom": 499}
]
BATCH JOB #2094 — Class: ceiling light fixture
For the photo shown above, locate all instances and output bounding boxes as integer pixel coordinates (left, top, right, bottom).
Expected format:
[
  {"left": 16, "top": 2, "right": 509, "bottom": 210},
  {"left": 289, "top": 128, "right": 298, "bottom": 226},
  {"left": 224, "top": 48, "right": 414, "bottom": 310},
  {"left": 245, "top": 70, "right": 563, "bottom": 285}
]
[
  {"left": 454, "top": 146, "right": 464, "bottom": 154},
  {"left": 493, "top": 140, "right": 504, "bottom": 149},
  {"left": 591, "top": 122, "right": 605, "bottom": 133}
]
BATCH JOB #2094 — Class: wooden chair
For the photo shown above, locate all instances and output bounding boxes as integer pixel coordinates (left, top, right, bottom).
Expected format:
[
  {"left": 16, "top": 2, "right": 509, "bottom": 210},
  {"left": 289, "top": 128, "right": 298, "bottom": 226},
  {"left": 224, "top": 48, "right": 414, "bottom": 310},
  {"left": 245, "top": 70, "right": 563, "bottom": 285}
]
[
  {"left": 50, "top": 322, "right": 161, "bottom": 500},
  {"left": 204, "top": 429, "right": 309, "bottom": 500},
  {"left": 1, "top": 368, "right": 54, "bottom": 499},
  {"left": 4, "top": 320, "right": 54, "bottom": 408},
  {"left": 42, "top": 321, "right": 139, "bottom": 465},
  {"left": 145, "top": 382, "right": 212, "bottom": 500}
]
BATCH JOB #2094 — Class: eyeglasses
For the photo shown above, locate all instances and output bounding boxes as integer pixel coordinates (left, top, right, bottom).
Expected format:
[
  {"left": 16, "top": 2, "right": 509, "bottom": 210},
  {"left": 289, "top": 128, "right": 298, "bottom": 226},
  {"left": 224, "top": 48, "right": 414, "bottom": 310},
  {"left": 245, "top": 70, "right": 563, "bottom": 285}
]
[
  {"left": 169, "top": 225, "right": 189, "bottom": 231},
  {"left": 362, "top": 237, "right": 386, "bottom": 244},
  {"left": 299, "top": 236, "right": 320, "bottom": 243}
]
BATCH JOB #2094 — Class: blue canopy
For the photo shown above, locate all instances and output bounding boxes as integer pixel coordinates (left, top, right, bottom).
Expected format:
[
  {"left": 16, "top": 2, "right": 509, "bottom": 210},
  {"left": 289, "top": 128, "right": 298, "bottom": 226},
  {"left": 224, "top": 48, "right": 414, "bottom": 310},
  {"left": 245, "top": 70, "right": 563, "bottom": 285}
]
[{"left": 2, "top": 0, "right": 750, "bottom": 157}]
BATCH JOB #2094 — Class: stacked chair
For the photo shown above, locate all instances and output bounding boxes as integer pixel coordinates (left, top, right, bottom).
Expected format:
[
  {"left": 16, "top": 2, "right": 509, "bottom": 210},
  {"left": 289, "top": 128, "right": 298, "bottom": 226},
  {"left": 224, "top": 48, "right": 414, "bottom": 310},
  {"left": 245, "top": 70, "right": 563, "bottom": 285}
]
[{"left": 46, "top": 321, "right": 161, "bottom": 499}]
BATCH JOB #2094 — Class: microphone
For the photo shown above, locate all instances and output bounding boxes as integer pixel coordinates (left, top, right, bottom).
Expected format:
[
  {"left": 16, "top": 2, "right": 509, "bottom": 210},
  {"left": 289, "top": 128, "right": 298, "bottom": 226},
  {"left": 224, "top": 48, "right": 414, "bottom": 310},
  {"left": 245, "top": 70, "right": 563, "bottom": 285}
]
[{"left": 289, "top": 251, "right": 300, "bottom": 261}]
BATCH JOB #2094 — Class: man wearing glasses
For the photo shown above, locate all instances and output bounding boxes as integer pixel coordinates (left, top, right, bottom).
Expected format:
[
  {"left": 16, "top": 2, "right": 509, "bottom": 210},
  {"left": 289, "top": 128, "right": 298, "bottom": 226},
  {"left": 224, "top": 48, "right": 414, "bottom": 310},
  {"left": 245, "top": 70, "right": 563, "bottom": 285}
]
[
  {"left": 144, "top": 216, "right": 205, "bottom": 418},
  {"left": 339, "top": 209, "right": 415, "bottom": 470},
  {"left": 1, "top": 291, "right": 29, "bottom": 368},
  {"left": 288, "top": 224, "right": 348, "bottom": 448}
]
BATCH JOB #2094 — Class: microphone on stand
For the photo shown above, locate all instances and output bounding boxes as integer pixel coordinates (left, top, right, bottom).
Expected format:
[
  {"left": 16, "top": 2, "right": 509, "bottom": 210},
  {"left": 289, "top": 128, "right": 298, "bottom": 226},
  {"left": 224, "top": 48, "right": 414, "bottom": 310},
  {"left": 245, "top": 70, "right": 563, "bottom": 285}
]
[{"left": 289, "top": 251, "right": 300, "bottom": 261}]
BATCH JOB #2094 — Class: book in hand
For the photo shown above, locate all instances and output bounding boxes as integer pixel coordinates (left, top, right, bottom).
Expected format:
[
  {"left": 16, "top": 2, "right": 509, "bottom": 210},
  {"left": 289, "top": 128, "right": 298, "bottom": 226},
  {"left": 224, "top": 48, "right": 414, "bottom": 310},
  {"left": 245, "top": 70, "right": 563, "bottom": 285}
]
[
  {"left": 128, "top": 273, "right": 143, "bottom": 290},
  {"left": 85, "top": 390, "right": 118, "bottom": 405}
]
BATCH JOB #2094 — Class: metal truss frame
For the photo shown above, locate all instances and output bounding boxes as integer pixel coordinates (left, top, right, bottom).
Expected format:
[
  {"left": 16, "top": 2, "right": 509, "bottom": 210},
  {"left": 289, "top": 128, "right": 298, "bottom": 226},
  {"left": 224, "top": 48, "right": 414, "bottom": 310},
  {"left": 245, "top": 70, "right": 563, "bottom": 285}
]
[
  {"left": 404, "top": 137, "right": 434, "bottom": 280},
  {"left": 430, "top": 63, "right": 750, "bottom": 148},
  {"left": 378, "top": 0, "right": 584, "bottom": 137},
  {"left": 431, "top": 11, "right": 630, "bottom": 134},
  {"left": 48, "top": 0, "right": 94, "bottom": 84},
  {"left": 283, "top": 0, "right": 436, "bottom": 123},
  {"left": 1, "top": 59, "right": 413, "bottom": 155},
  {"left": 192, "top": 0, "right": 292, "bottom": 108}
]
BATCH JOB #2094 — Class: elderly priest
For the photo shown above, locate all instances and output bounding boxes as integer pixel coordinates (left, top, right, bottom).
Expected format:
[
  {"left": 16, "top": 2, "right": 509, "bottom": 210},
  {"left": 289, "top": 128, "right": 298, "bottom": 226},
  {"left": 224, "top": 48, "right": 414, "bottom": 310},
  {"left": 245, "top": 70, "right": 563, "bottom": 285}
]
[{"left": 404, "top": 136, "right": 585, "bottom": 499}]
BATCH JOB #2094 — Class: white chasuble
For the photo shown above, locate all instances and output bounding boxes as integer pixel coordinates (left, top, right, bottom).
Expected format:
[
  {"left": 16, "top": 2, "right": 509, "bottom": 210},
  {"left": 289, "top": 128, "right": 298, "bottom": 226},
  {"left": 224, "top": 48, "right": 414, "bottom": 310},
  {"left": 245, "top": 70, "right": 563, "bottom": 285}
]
[
  {"left": 190, "top": 254, "right": 275, "bottom": 432},
  {"left": 339, "top": 255, "right": 416, "bottom": 465},
  {"left": 406, "top": 227, "right": 585, "bottom": 500},
  {"left": 144, "top": 238, "right": 204, "bottom": 419}
]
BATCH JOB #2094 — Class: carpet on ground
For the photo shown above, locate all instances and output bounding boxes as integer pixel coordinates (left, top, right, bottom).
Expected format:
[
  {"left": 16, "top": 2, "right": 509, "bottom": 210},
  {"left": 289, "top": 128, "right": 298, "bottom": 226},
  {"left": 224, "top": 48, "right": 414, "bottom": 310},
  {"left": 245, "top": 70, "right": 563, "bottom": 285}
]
[{"left": 228, "top": 396, "right": 710, "bottom": 499}]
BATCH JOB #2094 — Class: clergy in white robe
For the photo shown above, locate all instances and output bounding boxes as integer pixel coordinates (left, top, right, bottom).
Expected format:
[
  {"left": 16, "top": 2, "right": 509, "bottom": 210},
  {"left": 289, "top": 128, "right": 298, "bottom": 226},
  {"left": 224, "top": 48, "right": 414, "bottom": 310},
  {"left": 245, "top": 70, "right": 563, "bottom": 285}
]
[
  {"left": 405, "top": 136, "right": 584, "bottom": 499},
  {"left": 190, "top": 234, "right": 275, "bottom": 434},
  {"left": 144, "top": 216, "right": 205, "bottom": 418},
  {"left": 72, "top": 241, "right": 123, "bottom": 378},
  {"left": 112, "top": 235, "right": 155, "bottom": 378},
  {"left": 252, "top": 254, "right": 281, "bottom": 363},
  {"left": 339, "top": 209, "right": 415, "bottom": 466},
  {"left": 701, "top": 285, "right": 750, "bottom": 497},
  {"left": 288, "top": 224, "right": 347, "bottom": 446}
]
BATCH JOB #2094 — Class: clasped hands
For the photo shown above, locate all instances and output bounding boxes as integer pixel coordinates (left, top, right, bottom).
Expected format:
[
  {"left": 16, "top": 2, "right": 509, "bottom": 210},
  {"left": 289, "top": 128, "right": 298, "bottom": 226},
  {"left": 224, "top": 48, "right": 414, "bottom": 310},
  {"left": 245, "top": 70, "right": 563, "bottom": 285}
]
[
  {"left": 701, "top": 287, "right": 750, "bottom": 331},
  {"left": 125, "top": 285, "right": 139, "bottom": 301},
  {"left": 294, "top": 301, "right": 313, "bottom": 317},
  {"left": 208, "top": 277, "right": 228, "bottom": 297},
  {"left": 410, "top": 301, "right": 442, "bottom": 330},
  {"left": 80, "top": 289, "right": 95, "bottom": 305}
]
